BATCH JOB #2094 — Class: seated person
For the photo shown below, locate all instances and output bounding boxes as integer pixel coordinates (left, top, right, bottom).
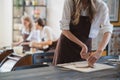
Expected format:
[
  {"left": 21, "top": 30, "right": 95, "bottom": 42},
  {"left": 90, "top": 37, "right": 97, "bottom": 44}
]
[
  {"left": 27, "top": 28, "right": 41, "bottom": 42},
  {"left": 30, "top": 18, "right": 59, "bottom": 52},
  {"left": 13, "top": 15, "right": 33, "bottom": 52}
]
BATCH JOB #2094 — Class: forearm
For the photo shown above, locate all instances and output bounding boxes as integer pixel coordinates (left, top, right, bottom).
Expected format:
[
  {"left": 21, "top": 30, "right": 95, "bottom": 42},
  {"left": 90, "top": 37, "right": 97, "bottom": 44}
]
[
  {"left": 87, "top": 32, "right": 112, "bottom": 67},
  {"left": 62, "top": 30, "right": 85, "bottom": 47},
  {"left": 29, "top": 42, "right": 42, "bottom": 49},
  {"left": 22, "top": 42, "right": 30, "bottom": 45},
  {"left": 97, "top": 32, "right": 112, "bottom": 53},
  {"left": 13, "top": 41, "right": 23, "bottom": 46},
  {"left": 31, "top": 41, "right": 52, "bottom": 49},
  {"left": 39, "top": 40, "right": 52, "bottom": 46}
]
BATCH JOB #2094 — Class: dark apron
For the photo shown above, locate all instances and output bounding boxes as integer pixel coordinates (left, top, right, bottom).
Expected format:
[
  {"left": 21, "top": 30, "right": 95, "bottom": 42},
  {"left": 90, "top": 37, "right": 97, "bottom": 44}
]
[
  {"left": 44, "top": 41, "right": 58, "bottom": 52},
  {"left": 53, "top": 16, "right": 92, "bottom": 65},
  {"left": 22, "top": 34, "right": 30, "bottom": 52}
]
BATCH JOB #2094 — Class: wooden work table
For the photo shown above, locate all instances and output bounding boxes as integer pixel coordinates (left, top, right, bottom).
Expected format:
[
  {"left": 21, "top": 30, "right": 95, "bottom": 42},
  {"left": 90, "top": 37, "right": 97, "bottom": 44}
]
[
  {"left": 0, "top": 56, "right": 120, "bottom": 80},
  {"left": 0, "top": 66, "right": 119, "bottom": 80}
]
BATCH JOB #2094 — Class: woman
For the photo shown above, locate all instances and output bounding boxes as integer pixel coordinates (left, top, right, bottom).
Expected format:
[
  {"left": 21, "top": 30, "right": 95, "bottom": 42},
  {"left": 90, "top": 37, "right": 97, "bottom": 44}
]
[
  {"left": 53, "top": 0, "right": 113, "bottom": 66},
  {"left": 13, "top": 15, "right": 33, "bottom": 52},
  {"left": 30, "top": 18, "right": 58, "bottom": 52}
]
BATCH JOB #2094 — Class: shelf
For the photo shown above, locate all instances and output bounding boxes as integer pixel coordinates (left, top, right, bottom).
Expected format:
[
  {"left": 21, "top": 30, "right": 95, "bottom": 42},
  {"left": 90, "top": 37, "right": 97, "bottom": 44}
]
[
  {"left": 13, "top": 5, "right": 47, "bottom": 7},
  {"left": 25, "top": 5, "right": 47, "bottom": 7},
  {"left": 13, "top": 0, "right": 47, "bottom": 43},
  {"left": 13, "top": 29, "right": 20, "bottom": 31},
  {"left": 13, "top": 17, "right": 21, "bottom": 19}
]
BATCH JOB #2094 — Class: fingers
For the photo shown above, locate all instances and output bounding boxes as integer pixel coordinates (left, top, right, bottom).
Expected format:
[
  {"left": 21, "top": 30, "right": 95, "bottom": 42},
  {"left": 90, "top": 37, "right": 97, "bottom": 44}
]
[
  {"left": 88, "top": 63, "right": 94, "bottom": 68},
  {"left": 80, "top": 52, "right": 90, "bottom": 60},
  {"left": 81, "top": 54, "right": 87, "bottom": 59},
  {"left": 82, "top": 44, "right": 88, "bottom": 53},
  {"left": 88, "top": 57, "right": 97, "bottom": 65},
  {"left": 87, "top": 51, "right": 102, "bottom": 67},
  {"left": 80, "top": 52, "right": 85, "bottom": 59},
  {"left": 88, "top": 54, "right": 97, "bottom": 66},
  {"left": 80, "top": 44, "right": 90, "bottom": 60}
]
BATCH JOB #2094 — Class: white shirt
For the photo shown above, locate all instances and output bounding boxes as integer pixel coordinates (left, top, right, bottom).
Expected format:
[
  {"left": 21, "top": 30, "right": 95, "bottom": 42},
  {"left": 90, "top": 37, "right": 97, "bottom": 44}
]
[
  {"left": 27, "top": 30, "right": 41, "bottom": 42},
  {"left": 40, "top": 26, "right": 58, "bottom": 42},
  {"left": 21, "top": 27, "right": 30, "bottom": 35},
  {"left": 81, "top": 5, "right": 89, "bottom": 16},
  {"left": 60, "top": 0, "right": 113, "bottom": 38}
]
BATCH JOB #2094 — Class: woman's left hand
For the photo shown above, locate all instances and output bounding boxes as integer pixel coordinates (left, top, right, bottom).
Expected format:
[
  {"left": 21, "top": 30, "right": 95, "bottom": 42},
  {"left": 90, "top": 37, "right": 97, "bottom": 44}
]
[
  {"left": 87, "top": 50, "right": 103, "bottom": 67},
  {"left": 80, "top": 44, "right": 88, "bottom": 59}
]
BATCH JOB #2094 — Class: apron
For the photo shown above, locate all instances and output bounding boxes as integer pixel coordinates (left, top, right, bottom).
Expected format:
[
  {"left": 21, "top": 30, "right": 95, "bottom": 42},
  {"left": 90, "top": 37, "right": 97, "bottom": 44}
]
[
  {"left": 53, "top": 16, "right": 92, "bottom": 65},
  {"left": 43, "top": 41, "right": 58, "bottom": 52},
  {"left": 22, "top": 34, "right": 30, "bottom": 52}
]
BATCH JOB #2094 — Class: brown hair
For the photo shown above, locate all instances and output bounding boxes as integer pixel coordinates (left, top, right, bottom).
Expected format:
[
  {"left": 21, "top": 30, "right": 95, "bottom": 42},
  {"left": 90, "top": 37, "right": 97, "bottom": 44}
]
[
  {"left": 21, "top": 15, "right": 33, "bottom": 32},
  {"left": 35, "top": 18, "right": 45, "bottom": 27},
  {"left": 71, "top": 0, "right": 97, "bottom": 25}
]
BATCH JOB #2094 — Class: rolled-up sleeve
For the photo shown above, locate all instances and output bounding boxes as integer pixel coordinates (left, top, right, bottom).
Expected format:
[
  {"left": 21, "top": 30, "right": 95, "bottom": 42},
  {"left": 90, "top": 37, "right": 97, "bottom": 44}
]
[
  {"left": 100, "top": 3, "right": 113, "bottom": 34},
  {"left": 60, "top": 0, "right": 73, "bottom": 30}
]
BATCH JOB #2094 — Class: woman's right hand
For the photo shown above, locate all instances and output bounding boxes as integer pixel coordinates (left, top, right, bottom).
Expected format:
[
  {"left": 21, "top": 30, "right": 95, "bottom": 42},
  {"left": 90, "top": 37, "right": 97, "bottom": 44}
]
[
  {"left": 29, "top": 41, "right": 42, "bottom": 48},
  {"left": 29, "top": 41, "right": 36, "bottom": 48},
  {"left": 80, "top": 44, "right": 89, "bottom": 59}
]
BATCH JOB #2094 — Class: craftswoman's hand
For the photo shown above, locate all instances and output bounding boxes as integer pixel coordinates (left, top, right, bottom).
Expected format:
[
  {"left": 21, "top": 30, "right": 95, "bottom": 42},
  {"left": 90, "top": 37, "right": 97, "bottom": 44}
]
[
  {"left": 29, "top": 41, "right": 42, "bottom": 48},
  {"left": 29, "top": 41, "right": 37, "bottom": 47},
  {"left": 88, "top": 50, "right": 103, "bottom": 67},
  {"left": 12, "top": 43, "right": 20, "bottom": 46},
  {"left": 20, "top": 42, "right": 30, "bottom": 46},
  {"left": 80, "top": 44, "right": 88, "bottom": 59}
]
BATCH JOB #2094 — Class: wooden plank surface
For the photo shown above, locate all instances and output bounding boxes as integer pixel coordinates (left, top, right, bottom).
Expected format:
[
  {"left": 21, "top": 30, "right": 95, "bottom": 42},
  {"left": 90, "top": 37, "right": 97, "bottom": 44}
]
[{"left": 0, "top": 66, "right": 119, "bottom": 80}]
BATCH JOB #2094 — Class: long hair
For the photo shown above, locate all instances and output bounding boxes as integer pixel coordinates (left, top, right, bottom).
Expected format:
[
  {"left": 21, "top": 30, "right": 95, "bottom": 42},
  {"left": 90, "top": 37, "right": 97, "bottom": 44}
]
[
  {"left": 21, "top": 15, "right": 33, "bottom": 32},
  {"left": 71, "top": 0, "right": 97, "bottom": 25}
]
